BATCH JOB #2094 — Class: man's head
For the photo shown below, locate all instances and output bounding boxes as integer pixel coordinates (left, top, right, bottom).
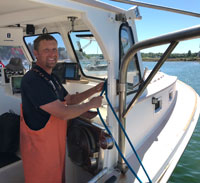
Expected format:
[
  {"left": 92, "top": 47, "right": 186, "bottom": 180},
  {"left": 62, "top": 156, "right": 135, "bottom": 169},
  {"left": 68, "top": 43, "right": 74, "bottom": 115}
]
[{"left": 34, "top": 34, "right": 58, "bottom": 73}]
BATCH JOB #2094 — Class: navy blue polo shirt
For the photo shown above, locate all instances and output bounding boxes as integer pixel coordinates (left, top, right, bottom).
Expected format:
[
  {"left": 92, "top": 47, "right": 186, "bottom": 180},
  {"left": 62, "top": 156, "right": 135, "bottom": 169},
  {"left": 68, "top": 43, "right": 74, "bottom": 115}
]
[{"left": 21, "top": 65, "right": 68, "bottom": 130}]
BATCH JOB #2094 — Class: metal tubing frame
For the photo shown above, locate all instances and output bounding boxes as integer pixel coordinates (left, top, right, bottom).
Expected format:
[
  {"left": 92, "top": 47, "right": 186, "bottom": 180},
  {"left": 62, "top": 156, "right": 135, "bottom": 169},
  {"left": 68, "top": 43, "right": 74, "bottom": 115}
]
[
  {"left": 124, "top": 41, "right": 178, "bottom": 117},
  {"left": 111, "top": 0, "right": 200, "bottom": 18},
  {"left": 118, "top": 25, "right": 200, "bottom": 172}
]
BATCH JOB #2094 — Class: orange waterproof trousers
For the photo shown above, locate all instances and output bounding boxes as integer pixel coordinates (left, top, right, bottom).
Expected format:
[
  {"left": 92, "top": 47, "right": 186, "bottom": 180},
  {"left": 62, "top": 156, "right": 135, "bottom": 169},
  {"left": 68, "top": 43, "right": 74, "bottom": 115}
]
[{"left": 20, "top": 106, "right": 67, "bottom": 183}]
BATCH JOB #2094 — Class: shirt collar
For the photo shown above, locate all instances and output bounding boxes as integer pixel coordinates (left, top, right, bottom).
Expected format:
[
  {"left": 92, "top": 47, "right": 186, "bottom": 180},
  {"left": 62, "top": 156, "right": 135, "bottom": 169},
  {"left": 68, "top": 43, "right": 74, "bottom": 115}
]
[{"left": 34, "top": 65, "right": 53, "bottom": 79}]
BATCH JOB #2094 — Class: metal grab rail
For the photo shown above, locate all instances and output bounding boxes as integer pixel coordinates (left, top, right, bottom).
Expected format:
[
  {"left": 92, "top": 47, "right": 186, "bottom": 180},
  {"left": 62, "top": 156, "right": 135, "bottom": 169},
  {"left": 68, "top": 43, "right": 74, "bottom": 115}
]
[
  {"left": 111, "top": 0, "right": 200, "bottom": 18},
  {"left": 118, "top": 25, "right": 200, "bottom": 172}
]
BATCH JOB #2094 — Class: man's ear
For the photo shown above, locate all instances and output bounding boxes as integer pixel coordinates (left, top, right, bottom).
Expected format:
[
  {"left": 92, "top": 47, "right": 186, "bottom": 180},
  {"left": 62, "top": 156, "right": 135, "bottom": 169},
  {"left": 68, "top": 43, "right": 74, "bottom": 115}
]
[{"left": 33, "top": 50, "right": 38, "bottom": 58}]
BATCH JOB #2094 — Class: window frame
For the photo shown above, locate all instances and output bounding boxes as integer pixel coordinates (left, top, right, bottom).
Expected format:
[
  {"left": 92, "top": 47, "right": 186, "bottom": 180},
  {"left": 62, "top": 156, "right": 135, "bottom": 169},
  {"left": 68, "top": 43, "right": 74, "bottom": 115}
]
[
  {"left": 68, "top": 30, "right": 106, "bottom": 81},
  {"left": 119, "top": 23, "right": 142, "bottom": 95},
  {"left": 23, "top": 32, "right": 69, "bottom": 62}
]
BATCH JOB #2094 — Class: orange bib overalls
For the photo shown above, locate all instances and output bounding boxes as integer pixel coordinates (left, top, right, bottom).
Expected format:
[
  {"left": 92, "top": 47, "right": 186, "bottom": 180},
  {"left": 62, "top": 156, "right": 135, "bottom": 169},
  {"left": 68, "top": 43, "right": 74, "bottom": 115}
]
[{"left": 20, "top": 105, "right": 67, "bottom": 183}]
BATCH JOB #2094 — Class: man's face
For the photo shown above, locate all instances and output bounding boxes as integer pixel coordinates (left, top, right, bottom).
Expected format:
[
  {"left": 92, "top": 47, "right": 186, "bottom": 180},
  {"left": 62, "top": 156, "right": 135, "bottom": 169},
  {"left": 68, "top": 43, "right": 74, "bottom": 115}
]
[{"left": 34, "top": 40, "right": 58, "bottom": 70}]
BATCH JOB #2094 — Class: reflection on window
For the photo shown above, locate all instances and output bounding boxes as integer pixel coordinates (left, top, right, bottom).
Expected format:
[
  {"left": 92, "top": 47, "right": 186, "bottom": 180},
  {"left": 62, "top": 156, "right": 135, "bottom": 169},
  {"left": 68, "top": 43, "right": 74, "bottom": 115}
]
[
  {"left": 120, "top": 25, "right": 141, "bottom": 93},
  {"left": 24, "top": 33, "right": 69, "bottom": 62},
  {"left": 0, "top": 46, "right": 29, "bottom": 70},
  {"left": 69, "top": 31, "right": 108, "bottom": 79},
  {"left": 121, "top": 28, "right": 133, "bottom": 59}
]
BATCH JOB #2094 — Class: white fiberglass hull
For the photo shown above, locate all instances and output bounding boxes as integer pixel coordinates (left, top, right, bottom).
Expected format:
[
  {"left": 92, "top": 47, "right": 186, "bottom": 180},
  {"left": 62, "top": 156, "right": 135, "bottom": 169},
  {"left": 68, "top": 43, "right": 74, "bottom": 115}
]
[
  {"left": 134, "top": 80, "right": 199, "bottom": 183},
  {"left": 95, "top": 80, "right": 200, "bottom": 183}
]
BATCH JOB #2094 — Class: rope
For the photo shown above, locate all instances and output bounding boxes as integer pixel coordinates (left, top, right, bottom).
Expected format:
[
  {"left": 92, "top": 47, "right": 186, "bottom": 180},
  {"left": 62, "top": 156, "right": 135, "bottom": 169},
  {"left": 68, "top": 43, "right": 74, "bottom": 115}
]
[{"left": 97, "top": 80, "right": 152, "bottom": 183}]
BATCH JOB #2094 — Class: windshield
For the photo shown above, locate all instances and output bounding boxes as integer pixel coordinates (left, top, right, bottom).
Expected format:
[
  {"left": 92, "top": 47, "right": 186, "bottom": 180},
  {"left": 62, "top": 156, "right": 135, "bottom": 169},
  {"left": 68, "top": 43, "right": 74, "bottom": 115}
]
[
  {"left": 69, "top": 31, "right": 108, "bottom": 79},
  {"left": 24, "top": 33, "right": 69, "bottom": 62},
  {"left": 0, "top": 46, "right": 29, "bottom": 70}
]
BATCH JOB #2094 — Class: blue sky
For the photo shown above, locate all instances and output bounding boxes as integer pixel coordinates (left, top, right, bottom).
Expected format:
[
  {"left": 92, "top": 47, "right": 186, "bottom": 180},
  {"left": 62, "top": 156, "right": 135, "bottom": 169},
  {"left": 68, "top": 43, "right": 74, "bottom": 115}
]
[{"left": 101, "top": 0, "right": 200, "bottom": 53}]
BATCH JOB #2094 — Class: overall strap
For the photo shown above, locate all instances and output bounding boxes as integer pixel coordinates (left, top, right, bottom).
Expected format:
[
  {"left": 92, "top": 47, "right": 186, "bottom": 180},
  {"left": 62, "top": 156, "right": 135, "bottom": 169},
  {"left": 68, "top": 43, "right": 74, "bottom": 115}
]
[{"left": 31, "top": 68, "right": 61, "bottom": 99}]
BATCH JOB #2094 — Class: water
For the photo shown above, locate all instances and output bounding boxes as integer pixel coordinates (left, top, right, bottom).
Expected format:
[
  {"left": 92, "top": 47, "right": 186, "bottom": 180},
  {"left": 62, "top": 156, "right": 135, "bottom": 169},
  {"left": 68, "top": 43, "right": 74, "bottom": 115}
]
[{"left": 144, "top": 61, "right": 200, "bottom": 183}]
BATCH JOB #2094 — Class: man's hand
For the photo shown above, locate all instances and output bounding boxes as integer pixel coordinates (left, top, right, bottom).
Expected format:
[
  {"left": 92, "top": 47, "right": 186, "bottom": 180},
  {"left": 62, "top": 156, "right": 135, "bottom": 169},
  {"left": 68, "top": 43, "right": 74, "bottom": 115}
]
[{"left": 89, "top": 96, "right": 103, "bottom": 108}]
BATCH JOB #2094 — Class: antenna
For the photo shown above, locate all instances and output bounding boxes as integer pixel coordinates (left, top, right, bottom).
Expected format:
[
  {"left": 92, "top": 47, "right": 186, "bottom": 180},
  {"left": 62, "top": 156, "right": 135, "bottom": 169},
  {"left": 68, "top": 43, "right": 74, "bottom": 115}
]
[
  {"left": 110, "top": 0, "right": 200, "bottom": 18},
  {"left": 68, "top": 17, "right": 77, "bottom": 32}
]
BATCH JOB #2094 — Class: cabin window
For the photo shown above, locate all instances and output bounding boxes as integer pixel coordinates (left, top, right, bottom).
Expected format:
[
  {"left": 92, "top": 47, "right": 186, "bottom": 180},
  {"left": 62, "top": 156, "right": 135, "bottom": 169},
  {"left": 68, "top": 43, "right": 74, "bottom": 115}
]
[
  {"left": 24, "top": 33, "right": 69, "bottom": 62},
  {"left": 69, "top": 31, "right": 108, "bottom": 79},
  {"left": 119, "top": 24, "right": 141, "bottom": 94},
  {"left": 0, "top": 46, "right": 29, "bottom": 70}
]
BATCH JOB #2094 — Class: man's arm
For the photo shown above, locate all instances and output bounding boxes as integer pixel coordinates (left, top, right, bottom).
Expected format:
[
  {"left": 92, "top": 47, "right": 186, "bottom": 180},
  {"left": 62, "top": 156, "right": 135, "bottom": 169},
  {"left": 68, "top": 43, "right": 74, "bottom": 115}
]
[
  {"left": 65, "top": 82, "right": 104, "bottom": 105},
  {"left": 40, "top": 96, "right": 103, "bottom": 120}
]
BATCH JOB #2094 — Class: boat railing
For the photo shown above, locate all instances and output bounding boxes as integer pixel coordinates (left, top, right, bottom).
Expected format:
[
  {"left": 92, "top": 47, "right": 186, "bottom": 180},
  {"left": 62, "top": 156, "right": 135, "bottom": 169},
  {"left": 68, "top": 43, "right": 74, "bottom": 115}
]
[
  {"left": 111, "top": 0, "right": 200, "bottom": 18},
  {"left": 117, "top": 25, "right": 200, "bottom": 172}
]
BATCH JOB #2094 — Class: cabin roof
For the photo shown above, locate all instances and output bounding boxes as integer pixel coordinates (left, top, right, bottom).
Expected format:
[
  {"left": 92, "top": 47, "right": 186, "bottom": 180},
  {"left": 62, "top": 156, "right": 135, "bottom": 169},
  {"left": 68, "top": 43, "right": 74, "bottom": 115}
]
[{"left": 0, "top": 0, "right": 130, "bottom": 27}]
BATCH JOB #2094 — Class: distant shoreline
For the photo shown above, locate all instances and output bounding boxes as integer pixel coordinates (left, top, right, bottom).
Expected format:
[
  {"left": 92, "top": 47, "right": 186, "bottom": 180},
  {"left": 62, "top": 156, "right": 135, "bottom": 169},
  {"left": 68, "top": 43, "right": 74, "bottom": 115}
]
[{"left": 142, "top": 57, "right": 200, "bottom": 62}]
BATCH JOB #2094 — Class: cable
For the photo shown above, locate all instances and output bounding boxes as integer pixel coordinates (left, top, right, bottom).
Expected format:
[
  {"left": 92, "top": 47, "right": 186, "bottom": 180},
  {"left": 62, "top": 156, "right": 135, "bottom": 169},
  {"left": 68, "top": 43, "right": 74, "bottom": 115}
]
[{"left": 97, "top": 80, "right": 152, "bottom": 183}]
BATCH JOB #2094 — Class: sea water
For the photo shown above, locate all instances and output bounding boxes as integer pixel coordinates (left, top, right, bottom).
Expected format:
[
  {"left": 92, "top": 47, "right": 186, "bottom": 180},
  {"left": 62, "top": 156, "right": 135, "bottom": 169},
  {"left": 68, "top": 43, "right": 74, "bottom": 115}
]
[{"left": 144, "top": 61, "right": 200, "bottom": 183}]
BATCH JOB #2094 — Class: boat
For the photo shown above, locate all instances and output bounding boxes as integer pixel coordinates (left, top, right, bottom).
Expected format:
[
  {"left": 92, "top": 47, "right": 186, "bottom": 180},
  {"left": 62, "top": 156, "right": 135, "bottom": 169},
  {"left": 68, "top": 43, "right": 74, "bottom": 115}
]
[
  {"left": 85, "top": 60, "right": 108, "bottom": 71},
  {"left": 0, "top": 0, "right": 200, "bottom": 182}
]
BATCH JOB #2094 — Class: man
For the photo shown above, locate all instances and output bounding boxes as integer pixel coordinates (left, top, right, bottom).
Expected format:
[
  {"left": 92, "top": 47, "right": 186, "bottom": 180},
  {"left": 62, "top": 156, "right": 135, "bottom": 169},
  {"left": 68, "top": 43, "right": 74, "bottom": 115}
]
[{"left": 20, "top": 34, "right": 103, "bottom": 183}]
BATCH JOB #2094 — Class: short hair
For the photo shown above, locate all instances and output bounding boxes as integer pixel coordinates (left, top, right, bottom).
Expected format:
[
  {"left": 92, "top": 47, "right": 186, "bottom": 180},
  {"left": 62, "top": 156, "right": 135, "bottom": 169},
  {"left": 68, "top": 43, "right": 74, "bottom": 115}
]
[{"left": 34, "top": 34, "right": 57, "bottom": 51}]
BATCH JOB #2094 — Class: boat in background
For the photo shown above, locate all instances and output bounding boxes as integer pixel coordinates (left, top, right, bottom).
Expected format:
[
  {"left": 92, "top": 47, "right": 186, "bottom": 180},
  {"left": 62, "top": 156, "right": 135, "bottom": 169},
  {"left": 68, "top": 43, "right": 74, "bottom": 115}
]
[
  {"left": 0, "top": 0, "right": 200, "bottom": 182},
  {"left": 85, "top": 60, "right": 108, "bottom": 71}
]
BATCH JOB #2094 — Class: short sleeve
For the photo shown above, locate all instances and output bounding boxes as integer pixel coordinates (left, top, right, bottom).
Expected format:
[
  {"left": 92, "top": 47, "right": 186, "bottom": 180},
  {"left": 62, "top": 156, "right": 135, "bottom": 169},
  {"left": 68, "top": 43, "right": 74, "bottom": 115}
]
[{"left": 21, "top": 74, "right": 57, "bottom": 108}]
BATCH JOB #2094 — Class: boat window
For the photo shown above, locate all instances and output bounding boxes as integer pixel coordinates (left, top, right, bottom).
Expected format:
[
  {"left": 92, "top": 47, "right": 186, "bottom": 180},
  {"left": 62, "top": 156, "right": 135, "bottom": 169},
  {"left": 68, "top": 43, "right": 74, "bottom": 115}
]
[
  {"left": 0, "top": 46, "right": 29, "bottom": 70},
  {"left": 120, "top": 24, "right": 141, "bottom": 93},
  {"left": 24, "top": 33, "right": 69, "bottom": 62},
  {"left": 69, "top": 31, "right": 107, "bottom": 79}
]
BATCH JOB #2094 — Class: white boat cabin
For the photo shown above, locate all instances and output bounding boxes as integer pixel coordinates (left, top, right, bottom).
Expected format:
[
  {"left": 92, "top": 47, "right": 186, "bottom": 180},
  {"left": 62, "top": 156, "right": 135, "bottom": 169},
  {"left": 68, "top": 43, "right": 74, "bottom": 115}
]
[{"left": 0, "top": 0, "right": 200, "bottom": 182}]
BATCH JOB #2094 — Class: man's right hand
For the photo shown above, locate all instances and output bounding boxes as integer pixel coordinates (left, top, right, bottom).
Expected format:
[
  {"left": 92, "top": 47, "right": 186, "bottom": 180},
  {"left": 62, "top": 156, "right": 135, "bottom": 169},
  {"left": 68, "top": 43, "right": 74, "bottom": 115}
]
[{"left": 89, "top": 96, "right": 103, "bottom": 108}]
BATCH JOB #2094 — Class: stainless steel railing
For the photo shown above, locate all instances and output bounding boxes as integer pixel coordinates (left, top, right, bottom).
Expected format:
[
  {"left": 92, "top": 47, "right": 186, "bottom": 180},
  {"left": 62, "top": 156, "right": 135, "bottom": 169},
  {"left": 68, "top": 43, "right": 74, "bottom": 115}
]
[{"left": 117, "top": 25, "right": 200, "bottom": 172}]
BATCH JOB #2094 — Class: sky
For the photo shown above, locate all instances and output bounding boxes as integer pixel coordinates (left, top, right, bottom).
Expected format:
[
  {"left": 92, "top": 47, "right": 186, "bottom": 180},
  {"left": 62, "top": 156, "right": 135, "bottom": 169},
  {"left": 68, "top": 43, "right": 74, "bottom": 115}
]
[{"left": 101, "top": 0, "right": 200, "bottom": 53}]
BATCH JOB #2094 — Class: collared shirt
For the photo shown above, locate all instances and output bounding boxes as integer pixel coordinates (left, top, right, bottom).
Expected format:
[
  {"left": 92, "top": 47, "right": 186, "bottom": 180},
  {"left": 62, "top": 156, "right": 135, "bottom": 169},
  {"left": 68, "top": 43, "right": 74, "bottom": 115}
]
[{"left": 21, "top": 65, "right": 68, "bottom": 130}]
